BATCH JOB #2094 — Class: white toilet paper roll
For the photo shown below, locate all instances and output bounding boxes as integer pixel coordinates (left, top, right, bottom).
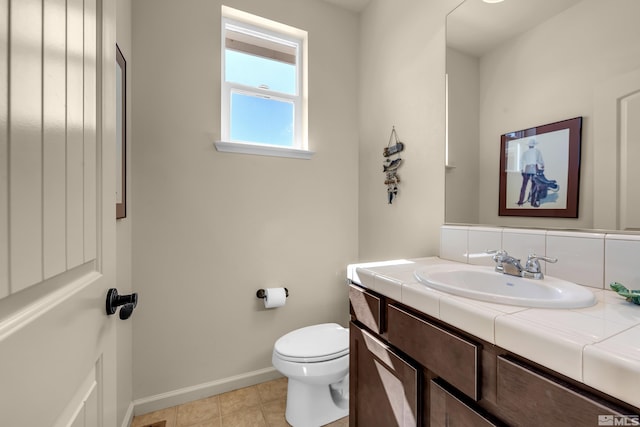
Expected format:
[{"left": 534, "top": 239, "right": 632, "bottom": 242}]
[{"left": 264, "top": 287, "right": 287, "bottom": 309}]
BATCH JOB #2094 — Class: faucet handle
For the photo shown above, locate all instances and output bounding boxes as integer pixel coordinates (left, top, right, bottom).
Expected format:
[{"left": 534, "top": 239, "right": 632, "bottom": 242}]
[
  {"left": 487, "top": 249, "right": 508, "bottom": 260},
  {"left": 487, "top": 249, "right": 508, "bottom": 272},
  {"left": 526, "top": 253, "right": 557, "bottom": 264},
  {"left": 525, "top": 254, "right": 558, "bottom": 274}
]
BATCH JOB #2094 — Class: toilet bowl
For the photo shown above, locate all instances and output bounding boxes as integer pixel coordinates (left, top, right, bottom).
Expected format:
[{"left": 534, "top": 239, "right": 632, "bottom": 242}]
[{"left": 272, "top": 323, "right": 349, "bottom": 427}]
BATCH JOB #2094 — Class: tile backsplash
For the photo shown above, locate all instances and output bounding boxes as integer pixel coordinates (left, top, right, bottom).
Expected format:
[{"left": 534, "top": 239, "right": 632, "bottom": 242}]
[{"left": 440, "top": 225, "right": 640, "bottom": 290}]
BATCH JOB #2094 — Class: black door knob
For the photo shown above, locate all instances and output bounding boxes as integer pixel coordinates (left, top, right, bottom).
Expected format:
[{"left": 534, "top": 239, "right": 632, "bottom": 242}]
[{"left": 106, "top": 288, "right": 138, "bottom": 319}]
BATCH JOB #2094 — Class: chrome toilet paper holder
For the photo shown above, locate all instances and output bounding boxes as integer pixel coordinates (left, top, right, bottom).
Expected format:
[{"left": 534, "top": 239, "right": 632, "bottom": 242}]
[{"left": 256, "top": 288, "right": 289, "bottom": 299}]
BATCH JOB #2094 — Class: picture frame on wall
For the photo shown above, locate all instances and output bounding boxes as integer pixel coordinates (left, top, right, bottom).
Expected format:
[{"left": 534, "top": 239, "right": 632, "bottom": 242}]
[
  {"left": 499, "top": 117, "right": 582, "bottom": 218},
  {"left": 116, "top": 44, "right": 126, "bottom": 219}
]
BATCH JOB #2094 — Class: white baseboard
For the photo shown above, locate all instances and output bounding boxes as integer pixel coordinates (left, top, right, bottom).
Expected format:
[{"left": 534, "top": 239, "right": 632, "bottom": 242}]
[
  {"left": 131, "top": 367, "right": 283, "bottom": 417},
  {"left": 120, "top": 402, "right": 134, "bottom": 427}
]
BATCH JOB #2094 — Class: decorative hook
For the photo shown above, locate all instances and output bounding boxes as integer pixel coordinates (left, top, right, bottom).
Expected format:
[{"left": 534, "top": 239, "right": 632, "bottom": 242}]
[{"left": 384, "top": 126, "right": 405, "bottom": 204}]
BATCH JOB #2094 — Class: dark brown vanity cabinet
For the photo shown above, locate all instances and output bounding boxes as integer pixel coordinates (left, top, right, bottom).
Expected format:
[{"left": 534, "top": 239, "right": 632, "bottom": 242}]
[
  {"left": 349, "top": 284, "right": 383, "bottom": 334},
  {"left": 496, "top": 356, "right": 631, "bottom": 427},
  {"left": 430, "top": 379, "right": 502, "bottom": 427},
  {"left": 349, "top": 322, "right": 419, "bottom": 427},
  {"left": 348, "top": 283, "right": 640, "bottom": 427},
  {"left": 387, "top": 304, "right": 480, "bottom": 401}
]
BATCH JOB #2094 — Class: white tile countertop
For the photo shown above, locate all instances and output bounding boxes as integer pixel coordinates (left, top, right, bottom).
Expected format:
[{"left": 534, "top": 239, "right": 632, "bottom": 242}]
[{"left": 347, "top": 257, "right": 640, "bottom": 409}]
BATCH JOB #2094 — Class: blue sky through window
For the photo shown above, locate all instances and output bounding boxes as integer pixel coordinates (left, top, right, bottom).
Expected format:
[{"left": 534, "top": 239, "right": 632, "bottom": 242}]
[
  {"left": 225, "top": 50, "right": 296, "bottom": 94},
  {"left": 225, "top": 50, "right": 296, "bottom": 146},
  {"left": 230, "top": 92, "right": 294, "bottom": 146}
]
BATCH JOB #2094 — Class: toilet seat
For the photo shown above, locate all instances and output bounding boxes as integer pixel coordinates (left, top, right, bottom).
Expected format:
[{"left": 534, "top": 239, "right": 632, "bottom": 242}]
[{"left": 274, "top": 323, "right": 349, "bottom": 363}]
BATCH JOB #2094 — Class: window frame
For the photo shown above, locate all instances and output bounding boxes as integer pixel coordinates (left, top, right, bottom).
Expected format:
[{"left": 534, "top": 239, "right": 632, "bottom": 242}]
[{"left": 217, "top": 8, "right": 312, "bottom": 159}]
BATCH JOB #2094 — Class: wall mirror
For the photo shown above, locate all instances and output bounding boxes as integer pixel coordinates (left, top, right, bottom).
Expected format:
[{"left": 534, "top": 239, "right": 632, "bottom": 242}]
[
  {"left": 445, "top": 0, "right": 640, "bottom": 231},
  {"left": 116, "top": 45, "right": 126, "bottom": 219}
]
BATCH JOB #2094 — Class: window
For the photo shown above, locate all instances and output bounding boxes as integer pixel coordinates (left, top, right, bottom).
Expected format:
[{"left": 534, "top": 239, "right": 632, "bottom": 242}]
[{"left": 217, "top": 7, "right": 311, "bottom": 159}]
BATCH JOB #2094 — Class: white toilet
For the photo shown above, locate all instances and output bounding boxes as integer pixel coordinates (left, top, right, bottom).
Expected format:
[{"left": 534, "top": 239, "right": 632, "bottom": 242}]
[{"left": 272, "top": 323, "right": 349, "bottom": 427}]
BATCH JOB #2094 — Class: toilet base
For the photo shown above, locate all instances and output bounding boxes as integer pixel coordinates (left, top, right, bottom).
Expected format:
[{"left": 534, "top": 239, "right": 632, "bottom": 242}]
[{"left": 285, "top": 376, "right": 349, "bottom": 427}]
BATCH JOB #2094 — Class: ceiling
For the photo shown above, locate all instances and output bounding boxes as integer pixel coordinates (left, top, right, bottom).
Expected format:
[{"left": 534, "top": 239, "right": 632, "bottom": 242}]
[
  {"left": 447, "top": 0, "right": 583, "bottom": 57},
  {"left": 322, "top": 0, "right": 371, "bottom": 12},
  {"left": 321, "top": 0, "right": 584, "bottom": 55}
]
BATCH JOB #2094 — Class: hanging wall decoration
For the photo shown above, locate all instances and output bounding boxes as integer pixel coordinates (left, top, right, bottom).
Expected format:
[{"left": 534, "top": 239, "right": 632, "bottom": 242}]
[{"left": 383, "top": 126, "right": 405, "bottom": 204}]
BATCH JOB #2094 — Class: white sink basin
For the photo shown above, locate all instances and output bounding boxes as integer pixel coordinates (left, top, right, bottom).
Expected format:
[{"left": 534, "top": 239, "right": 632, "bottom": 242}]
[{"left": 414, "top": 264, "right": 596, "bottom": 309}]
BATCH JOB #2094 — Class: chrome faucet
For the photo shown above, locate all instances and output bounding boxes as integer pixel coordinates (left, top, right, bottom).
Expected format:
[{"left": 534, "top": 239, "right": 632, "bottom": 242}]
[
  {"left": 487, "top": 250, "right": 557, "bottom": 279},
  {"left": 488, "top": 250, "right": 524, "bottom": 276}
]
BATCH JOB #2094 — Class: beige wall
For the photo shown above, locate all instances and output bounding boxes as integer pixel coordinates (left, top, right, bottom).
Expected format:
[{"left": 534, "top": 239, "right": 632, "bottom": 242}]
[
  {"left": 131, "top": 0, "right": 460, "bottom": 405},
  {"left": 357, "top": 0, "right": 458, "bottom": 261},
  {"left": 132, "top": 0, "right": 359, "bottom": 400},
  {"left": 116, "top": 0, "right": 134, "bottom": 423},
  {"left": 446, "top": 48, "right": 480, "bottom": 224}
]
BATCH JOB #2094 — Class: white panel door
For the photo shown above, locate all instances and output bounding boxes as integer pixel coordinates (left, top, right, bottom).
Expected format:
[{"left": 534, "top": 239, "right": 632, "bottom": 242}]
[
  {"left": 594, "top": 68, "right": 640, "bottom": 230},
  {"left": 9, "top": 0, "right": 43, "bottom": 292},
  {"left": 619, "top": 90, "right": 640, "bottom": 230},
  {"left": 0, "top": 0, "right": 118, "bottom": 426},
  {"left": 0, "top": 0, "right": 8, "bottom": 299}
]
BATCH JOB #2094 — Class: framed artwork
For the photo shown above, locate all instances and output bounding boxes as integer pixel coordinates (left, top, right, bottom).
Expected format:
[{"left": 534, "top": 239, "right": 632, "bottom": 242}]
[
  {"left": 498, "top": 117, "right": 582, "bottom": 218},
  {"left": 116, "top": 44, "right": 126, "bottom": 219}
]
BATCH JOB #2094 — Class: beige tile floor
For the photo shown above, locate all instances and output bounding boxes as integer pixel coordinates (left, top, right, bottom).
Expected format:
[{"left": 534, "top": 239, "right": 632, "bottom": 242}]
[{"left": 130, "top": 377, "right": 349, "bottom": 427}]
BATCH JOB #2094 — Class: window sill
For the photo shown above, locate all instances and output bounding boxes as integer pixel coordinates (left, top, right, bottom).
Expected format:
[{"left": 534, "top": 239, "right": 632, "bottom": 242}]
[{"left": 214, "top": 141, "right": 314, "bottom": 160}]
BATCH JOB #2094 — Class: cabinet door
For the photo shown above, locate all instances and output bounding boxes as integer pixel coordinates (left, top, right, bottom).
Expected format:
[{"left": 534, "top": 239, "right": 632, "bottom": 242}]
[
  {"left": 497, "top": 356, "right": 631, "bottom": 427},
  {"left": 430, "top": 379, "right": 504, "bottom": 427},
  {"left": 350, "top": 322, "right": 419, "bottom": 427}
]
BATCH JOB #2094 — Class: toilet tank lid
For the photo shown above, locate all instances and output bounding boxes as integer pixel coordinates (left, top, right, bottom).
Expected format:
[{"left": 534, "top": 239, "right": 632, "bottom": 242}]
[{"left": 275, "top": 323, "right": 349, "bottom": 359}]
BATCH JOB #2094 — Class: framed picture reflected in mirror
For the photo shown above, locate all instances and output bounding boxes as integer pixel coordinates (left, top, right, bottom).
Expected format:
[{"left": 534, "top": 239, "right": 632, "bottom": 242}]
[{"left": 499, "top": 117, "right": 582, "bottom": 218}]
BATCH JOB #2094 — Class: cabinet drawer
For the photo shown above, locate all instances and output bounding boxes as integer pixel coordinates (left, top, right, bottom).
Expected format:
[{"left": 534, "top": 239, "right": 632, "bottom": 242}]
[
  {"left": 387, "top": 304, "right": 480, "bottom": 401},
  {"left": 497, "top": 356, "right": 629, "bottom": 426},
  {"left": 349, "top": 284, "right": 383, "bottom": 333},
  {"left": 430, "top": 379, "right": 504, "bottom": 427}
]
